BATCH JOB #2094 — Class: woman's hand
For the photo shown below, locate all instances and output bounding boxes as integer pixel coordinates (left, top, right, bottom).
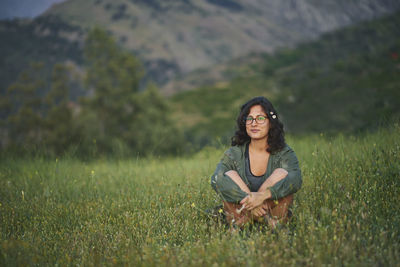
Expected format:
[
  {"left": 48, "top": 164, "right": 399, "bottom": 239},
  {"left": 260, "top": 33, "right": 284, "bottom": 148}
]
[
  {"left": 240, "top": 191, "right": 269, "bottom": 210},
  {"left": 251, "top": 206, "right": 267, "bottom": 217}
]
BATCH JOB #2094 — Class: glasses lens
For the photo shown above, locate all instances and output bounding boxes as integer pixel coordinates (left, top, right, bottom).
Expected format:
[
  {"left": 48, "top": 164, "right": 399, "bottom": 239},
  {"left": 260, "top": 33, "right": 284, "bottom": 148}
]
[
  {"left": 245, "top": 117, "right": 253, "bottom": 125},
  {"left": 256, "top": 115, "right": 266, "bottom": 124}
]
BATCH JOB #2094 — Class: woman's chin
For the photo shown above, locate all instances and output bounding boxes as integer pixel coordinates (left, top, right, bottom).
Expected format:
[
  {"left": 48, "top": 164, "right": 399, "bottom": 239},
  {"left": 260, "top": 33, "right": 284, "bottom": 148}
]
[{"left": 249, "top": 135, "right": 267, "bottom": 141}]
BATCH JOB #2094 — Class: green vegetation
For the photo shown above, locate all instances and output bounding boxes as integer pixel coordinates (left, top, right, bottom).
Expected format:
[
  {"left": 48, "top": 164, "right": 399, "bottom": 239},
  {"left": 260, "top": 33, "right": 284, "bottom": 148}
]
[
  {"left": 2, "top": 12, "right": 400, "bottom": 153},
  {"left": 1, "top": 28, "right": 182, "bottom": 157},
  {"left": 1, "top": 6, "right": 399, "bottom": 267},
  {"left": 0, "top": 16, "right": 83, "bottom": 95},
  {"left": 1, "top": 125, "right": 399, "bottom": 265},
  {"left": 272, "top": 12, "right": 400, "bottom": 133},
  {"left": 171, "top": 75, "right": 272, "bottom": 147},
  {"left": 170, "top": 11, "right": 400, "bottom": 142}
]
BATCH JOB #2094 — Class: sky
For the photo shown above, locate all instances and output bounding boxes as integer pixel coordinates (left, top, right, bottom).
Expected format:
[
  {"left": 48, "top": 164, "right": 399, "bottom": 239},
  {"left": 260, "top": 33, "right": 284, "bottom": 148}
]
[{"left": 0, "top": 0, "right": 65, "bottom": 20}]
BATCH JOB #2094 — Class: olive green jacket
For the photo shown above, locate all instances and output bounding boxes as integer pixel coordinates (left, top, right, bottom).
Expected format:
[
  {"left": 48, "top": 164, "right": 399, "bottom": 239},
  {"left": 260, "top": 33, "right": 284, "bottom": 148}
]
[{"left": 211, "top": 144, "right": 302, "bottom": 203}]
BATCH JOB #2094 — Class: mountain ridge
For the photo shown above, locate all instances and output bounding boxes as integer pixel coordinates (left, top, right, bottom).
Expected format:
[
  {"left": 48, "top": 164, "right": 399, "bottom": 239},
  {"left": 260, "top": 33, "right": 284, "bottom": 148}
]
[
  {"left": 1, "top": 0, "right": 400, "bottom": 94},
  {"left": 44, "top": 0, "right": 400, "bottom": 85},
  {"left": 169, "top": 10, "right": 400, "bottom": 142}
]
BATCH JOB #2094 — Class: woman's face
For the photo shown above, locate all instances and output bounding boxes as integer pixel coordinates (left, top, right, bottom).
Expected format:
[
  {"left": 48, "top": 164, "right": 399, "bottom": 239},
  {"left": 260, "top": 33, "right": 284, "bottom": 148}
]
[{"left": 245, "top": 105, "right": 270, "bottom": 141}]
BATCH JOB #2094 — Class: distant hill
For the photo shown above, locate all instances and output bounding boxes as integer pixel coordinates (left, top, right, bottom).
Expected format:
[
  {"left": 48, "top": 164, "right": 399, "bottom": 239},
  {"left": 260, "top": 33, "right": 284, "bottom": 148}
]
[
  {"left": 170, "top": 11, "right": 400, "bottom": 144},
  {"left": 0, "top": 16, "right": 83, "bottom": 94},
  {"left": 162, "top": 52, "right": 266, "bottom": 96},
  {"left": 1, "top": 0, "right": 400, "bottom": 94}
]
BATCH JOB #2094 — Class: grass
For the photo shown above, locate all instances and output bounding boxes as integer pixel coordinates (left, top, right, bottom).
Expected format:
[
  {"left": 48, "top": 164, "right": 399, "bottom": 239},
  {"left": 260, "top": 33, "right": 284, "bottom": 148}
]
[{"left": 1, "top": 124, "right": 399, "bottom": 266}]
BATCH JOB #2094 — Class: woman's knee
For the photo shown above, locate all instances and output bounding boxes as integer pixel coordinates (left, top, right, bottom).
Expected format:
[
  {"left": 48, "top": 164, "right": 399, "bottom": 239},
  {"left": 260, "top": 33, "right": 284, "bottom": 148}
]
[{"left": 264, "top": 194, "right": 293, "bottom": 219}]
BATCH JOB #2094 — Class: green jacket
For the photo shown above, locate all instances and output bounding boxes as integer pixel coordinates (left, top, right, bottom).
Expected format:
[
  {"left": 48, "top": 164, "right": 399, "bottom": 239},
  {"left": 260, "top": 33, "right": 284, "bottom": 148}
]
[{"left": 211, "top": 143, "right": 302, "bottom": 203}]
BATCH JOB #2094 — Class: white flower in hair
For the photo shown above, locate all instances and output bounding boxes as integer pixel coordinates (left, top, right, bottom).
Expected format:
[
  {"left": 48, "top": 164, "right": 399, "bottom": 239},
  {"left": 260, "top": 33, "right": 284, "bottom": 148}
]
[
  {"left": 270, "top": 111, "right": 274, "bottom": 115},
  {"left": 272, "top": 115, "right": 277, "bottom": 119}
]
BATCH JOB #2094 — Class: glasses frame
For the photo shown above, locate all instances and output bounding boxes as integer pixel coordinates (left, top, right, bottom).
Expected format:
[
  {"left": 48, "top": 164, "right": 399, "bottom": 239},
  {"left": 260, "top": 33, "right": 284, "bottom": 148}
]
[{"left": 245, "top": 115, "right": 268, "bottom": 125}]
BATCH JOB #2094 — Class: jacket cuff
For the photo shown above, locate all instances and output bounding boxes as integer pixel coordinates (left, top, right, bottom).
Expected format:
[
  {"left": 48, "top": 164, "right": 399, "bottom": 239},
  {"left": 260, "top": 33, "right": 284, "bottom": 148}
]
[{"left": 268, "top": 186, "right": 281, "bottom": 200}]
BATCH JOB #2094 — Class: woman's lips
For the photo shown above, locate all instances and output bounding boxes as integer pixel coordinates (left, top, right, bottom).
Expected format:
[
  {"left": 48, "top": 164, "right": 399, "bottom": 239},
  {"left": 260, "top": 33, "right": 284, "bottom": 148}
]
[{"left": 250, "top": 129, "right": 259, "bottom": 133}]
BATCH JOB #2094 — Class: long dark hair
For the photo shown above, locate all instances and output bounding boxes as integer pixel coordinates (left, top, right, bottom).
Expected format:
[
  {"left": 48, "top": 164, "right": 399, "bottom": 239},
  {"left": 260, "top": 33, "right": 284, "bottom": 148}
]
[{"left": 231, "top": 96, "right": 285, "bottom": 154}]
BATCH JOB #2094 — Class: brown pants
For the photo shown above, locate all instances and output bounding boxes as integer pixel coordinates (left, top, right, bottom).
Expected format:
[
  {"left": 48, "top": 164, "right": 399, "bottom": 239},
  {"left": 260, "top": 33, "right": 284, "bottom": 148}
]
[{"left": 223, "top": 194, "right": 293, "bottom": 228}]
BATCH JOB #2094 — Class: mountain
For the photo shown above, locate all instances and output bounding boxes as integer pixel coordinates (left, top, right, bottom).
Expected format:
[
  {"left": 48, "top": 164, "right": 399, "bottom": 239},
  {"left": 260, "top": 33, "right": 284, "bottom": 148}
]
[
  {"left": 1, "top": 0, "right": 400, "bottom": 94},
  {"left": 169, "top": 11, "right": 400, "bottom": 143},
  {"left": 0, "top": 16, "right": 84, "bottom": 94},
  {"left": 44, "top": 0, "right": 400, "bottom": 86}
]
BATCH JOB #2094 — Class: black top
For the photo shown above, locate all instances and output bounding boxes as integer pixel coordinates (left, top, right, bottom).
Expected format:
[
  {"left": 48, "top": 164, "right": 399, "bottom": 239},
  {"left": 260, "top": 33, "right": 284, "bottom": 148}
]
[{"left": 245, "top": 143, "right": 266, "bottom": 192}]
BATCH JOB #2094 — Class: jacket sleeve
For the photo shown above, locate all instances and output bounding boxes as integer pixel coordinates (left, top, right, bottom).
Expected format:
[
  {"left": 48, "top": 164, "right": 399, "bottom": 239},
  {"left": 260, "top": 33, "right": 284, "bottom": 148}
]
[
  {"left": 211, "top": 149, "right": 248, "bottom": 203},
  {"left": 269, "top": 146, "right": 302, "bottom": 200}
]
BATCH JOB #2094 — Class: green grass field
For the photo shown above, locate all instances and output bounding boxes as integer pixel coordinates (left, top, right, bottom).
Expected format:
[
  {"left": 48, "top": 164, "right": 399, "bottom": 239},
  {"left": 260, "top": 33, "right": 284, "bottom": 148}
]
[{"left": 1, "top": 124, "right": 399, "bottom": 266}]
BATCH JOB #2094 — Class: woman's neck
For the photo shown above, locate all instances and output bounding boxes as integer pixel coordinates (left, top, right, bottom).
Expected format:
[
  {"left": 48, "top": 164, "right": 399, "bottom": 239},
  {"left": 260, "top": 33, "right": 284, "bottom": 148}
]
[{"left": 249, "top": 138, "right": 268, "bottom": 153}]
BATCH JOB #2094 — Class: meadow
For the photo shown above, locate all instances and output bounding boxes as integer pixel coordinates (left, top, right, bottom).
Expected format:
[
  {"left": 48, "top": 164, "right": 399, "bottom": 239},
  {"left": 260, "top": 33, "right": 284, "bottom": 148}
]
[{"left": 1, "top": 124, "right": 399, "bottom": 266}]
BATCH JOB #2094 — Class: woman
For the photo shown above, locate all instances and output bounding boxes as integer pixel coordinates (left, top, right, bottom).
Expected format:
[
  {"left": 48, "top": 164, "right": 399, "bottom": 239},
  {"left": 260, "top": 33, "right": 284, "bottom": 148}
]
[{"left": 211, "top": 96, "right": 302, "bottom": 229}]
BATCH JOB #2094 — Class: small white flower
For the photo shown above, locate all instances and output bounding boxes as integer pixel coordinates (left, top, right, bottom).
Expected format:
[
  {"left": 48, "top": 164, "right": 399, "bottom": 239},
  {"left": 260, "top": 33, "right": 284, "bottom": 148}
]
[
  {"left": 236, "top": 204, "right": 246, "bottom": 214},
  {"left": 272, "top": 115, "right": 277, "bottom": 119},
  {"left": 270, "top": 111, "right": 274, "bottom": 115}
]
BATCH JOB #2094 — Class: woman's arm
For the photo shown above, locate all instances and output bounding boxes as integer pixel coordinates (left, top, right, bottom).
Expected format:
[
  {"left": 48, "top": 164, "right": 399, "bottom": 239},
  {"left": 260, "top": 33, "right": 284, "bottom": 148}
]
[
  {"left": 268, "top": 147, "right": 302, "bottom": 200},
  {"left": 224, "top": 167, "right": 288, "bottom": 195},
  {"left": 240, "top": 168, "right": 288, "bottom": 210},
  {"left": 257, "top": 168, "right": 288, "bottom": 192},
  {"left": 224, "top": 170, "right": 251, "bottom": 194},
  {"left": 241, "top": 146, "right": 302, "bottom": 206},
  {"left": 225, "top": 170, "right": 266, "bottom": 217},
  {"left": 211, "top": 149, "right": 248, "bottom": 203}
]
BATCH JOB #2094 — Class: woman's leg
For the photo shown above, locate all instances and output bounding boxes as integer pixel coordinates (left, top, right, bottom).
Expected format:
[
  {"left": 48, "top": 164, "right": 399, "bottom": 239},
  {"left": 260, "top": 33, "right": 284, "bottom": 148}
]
[
  {"left": 263, "top": 194, "right": 293, "bottom": 228},
  {"left": 223, "top": 201, "right": 250, "bottom": 227},
  {"left": 223, "top": 194, "right": 293, "bottom": 229}
]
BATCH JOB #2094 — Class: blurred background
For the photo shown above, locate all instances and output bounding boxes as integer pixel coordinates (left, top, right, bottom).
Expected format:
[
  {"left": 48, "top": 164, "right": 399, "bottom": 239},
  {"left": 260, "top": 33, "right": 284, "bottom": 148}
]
[{"left": 1, "top": 0, "right": 399, "bottom": 158}]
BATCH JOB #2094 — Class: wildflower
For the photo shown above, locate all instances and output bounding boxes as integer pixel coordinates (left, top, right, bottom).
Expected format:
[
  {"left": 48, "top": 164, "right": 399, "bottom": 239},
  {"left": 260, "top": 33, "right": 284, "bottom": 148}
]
[
  {"left": 191, "top": 203, "right": 196, "bottom": 208},
  {"left": 218, "top": 208, "right": 223, "bottom": 213},
  {"left": 91, "top": 170, "right": 95, "bottom": 175}
]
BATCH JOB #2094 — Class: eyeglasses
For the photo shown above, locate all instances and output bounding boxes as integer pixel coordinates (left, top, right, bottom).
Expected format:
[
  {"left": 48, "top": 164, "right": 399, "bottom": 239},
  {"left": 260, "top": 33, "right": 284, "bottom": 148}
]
[{"left": 245, "top": 115, "right": 268, "bottom": 125}]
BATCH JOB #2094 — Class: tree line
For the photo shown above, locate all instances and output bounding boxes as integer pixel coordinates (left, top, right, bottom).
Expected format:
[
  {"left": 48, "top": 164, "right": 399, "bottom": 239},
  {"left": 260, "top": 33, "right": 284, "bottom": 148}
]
[{"left": 0, "top": 28, "right": 183, "bottom": 158}]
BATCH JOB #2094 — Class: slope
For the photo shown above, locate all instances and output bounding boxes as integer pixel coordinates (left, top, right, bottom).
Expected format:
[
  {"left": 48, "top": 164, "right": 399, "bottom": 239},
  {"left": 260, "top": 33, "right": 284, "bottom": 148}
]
[
  {"left": 170, "top": 11, "right": 400, "bottom": 144},
  {"left": 1, "top": 0, "right": 399, "bottom": 94}
]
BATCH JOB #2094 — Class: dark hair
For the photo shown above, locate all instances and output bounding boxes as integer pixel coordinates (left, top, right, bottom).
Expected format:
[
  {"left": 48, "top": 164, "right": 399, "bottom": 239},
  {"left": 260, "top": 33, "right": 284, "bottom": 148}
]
[{"left": 231, "top": 96, "right": 285, "bottom": 154}]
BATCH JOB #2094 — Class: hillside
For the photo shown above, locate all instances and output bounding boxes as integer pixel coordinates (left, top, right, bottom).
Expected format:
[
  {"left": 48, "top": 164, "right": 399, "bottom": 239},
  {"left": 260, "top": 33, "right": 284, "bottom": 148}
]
[
  {"left": 44, "top": 0, "right": 400, "bottom": 84},
  {"left": 1, "top": 0, "right": 400, "bottom": 94},
  {"left": 170, "top": 11, "right": 400, "bottom": 144},
  {"left": 0, "top": 16, "right": 83, "bottom": 94},
  {"left": 162, "top": 52, "right": 266, "bottom": 96}
]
